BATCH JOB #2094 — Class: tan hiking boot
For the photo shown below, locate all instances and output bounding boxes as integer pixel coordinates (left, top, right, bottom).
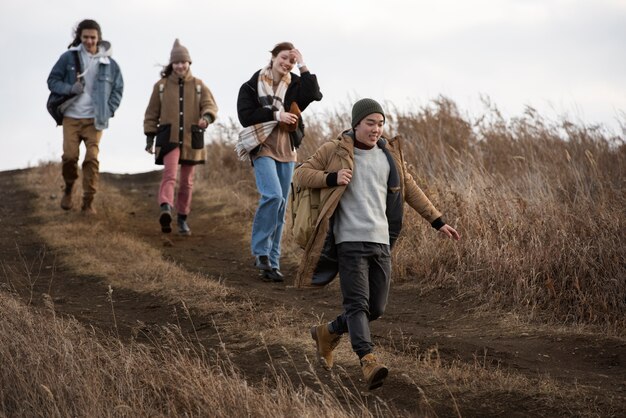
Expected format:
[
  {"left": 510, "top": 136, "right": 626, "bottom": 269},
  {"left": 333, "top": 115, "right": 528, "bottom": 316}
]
[
  {"left": 360, "top": 353, "right": 388, "bottom": 390},
  {"left": 81, "top": 197, "right": 97, "bottom": 215},
  {"left": 310, "top": 324, "right": 342, "bottom": 368},
  {"left": 60, "top": 183, "right": 74, "bottom": 210}
]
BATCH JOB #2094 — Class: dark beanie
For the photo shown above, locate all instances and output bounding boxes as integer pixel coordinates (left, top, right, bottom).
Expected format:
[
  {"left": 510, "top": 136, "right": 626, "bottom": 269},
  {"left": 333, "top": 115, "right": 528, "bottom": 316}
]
[
  {"left": 351, "top": 98, "right": 385, "bottom": 128},
  {"left": 170, "top": 38, "right": 192, "bottom": 64}
]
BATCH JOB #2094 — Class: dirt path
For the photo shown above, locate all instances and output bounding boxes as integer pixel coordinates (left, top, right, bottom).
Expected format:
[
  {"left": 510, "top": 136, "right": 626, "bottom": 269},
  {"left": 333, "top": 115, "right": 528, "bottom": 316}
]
[{"left": 2, "top": 168, "right": 624, "bottom": 417}]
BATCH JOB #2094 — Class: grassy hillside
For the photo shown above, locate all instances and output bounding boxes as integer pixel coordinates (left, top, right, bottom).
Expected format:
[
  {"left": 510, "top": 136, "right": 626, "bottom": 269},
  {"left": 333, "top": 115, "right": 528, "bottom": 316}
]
[
  {"left": 204, "top": 97, "right": 626, "bottom": 331},
  {"left": 1, "top": 97, "right": 624, "bottom": 417}
]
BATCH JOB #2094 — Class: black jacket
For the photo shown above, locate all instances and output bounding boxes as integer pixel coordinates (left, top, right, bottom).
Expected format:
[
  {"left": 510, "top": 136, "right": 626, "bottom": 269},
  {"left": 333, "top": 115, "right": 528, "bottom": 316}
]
[{"left": 236, "top": 70, "right": 322, "bottom": 128}]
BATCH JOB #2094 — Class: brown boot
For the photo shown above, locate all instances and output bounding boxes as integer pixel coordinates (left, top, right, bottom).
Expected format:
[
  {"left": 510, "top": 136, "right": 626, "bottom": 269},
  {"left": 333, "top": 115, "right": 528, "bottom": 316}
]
[
  {"left": 81, "top": 196, "right": 97, "bottom": 215},
  {"left": 310, "top": 324, "right": 342, "bottom": 369},
  {"left": 60, "top": 183, "right": 74, "bottom": 210},
  {"left": 360, "top": 353, "right": 388, "bottom": 390}
]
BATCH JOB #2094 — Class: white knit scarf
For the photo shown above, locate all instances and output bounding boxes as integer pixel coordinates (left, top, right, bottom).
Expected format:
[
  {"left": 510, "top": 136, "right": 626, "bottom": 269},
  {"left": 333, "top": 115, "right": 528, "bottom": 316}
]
[{"left": 235, "top": 65, "right": 291, "bottom": 160}]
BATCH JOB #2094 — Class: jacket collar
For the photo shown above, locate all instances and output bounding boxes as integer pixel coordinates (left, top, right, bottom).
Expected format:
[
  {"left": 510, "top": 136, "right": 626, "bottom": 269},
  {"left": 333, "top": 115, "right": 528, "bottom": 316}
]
[
  {"left": 246, "top": 69, "right": 300, "bottom": 91},
  {"left": 68, "top": 42, "right": 112, "bottom": 64},
  {"left": 339, "top": 130, "right": 389, "bottom": 152},
  {"left": 168, "top": 68, "right": 194, "bottom": 82},
  {"left": 337, "top": 130, "right": 354, "bottom": 157}
]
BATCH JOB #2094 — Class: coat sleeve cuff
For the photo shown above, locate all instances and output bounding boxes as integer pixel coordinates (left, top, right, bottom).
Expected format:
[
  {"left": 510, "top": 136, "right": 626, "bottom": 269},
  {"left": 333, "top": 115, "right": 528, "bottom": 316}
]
[
  {"left": 326, "top": 172, "right": 338, "bottom": 187},
  {"left": 431, "top": 217, "right": 445, "bottom": 230}
]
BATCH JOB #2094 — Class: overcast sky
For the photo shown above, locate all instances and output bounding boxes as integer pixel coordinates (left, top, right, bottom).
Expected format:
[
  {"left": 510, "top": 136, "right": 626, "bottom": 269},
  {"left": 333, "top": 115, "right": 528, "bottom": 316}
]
[{"left": 1, "top": 0, "right": 625, "bottom": 174}]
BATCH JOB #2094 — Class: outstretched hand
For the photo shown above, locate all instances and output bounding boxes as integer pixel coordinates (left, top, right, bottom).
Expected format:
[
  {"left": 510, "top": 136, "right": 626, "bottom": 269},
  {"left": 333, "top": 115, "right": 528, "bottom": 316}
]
[{"left": 438, "top": 224, "right": 461, "bottom": 240}]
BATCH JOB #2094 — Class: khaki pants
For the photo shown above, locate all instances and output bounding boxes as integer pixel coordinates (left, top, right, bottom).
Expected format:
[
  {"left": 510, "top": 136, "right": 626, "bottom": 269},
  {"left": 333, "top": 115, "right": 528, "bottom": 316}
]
[{"left": 62, "top": 117, "right": 103, "bottom": 199}]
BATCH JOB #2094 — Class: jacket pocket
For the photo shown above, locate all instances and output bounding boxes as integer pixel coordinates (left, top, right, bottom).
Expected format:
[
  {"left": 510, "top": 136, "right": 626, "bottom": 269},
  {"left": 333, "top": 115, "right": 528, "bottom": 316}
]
[
  {"left": 191, "top": 125, "right": 205, "bottom": 149},
  {"left": 97, "top": 69, "right": 114, "bottom": 83},
  {"left": 155, "top": 124, "right": 171, "bottom": 147}
]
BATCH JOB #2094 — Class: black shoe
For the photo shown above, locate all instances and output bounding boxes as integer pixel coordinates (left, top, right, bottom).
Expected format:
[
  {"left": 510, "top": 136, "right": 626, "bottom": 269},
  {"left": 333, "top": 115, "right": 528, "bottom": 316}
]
[
  {"left": 254, "top": 255, "right": 272, "bottom": 271},
  {"left": 159, "top": 204, "right": 172, "bottom": 233},
  {"left": 177, "top": 215, "right": 191, "bottom": 236},
  {"left": 263, "top": 268, "right": 284, "bottom": 283}
]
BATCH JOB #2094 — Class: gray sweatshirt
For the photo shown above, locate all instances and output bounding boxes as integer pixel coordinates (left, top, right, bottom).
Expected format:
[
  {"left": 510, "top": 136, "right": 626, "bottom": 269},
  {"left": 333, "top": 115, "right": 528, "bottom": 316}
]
[{"left": 334, "top": 147, "right": 391, "bottom": 245}]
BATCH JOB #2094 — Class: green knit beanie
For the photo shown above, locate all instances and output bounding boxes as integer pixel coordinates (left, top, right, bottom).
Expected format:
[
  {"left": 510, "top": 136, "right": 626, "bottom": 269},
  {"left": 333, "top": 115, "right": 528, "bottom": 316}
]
[{"left": 351, "top": 98, "right": 385, "bottom": 128}]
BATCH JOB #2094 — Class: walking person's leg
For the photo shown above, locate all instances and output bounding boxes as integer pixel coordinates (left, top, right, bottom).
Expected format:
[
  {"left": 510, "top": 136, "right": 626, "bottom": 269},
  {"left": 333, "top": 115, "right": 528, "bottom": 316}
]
[
  {"left": 176, "top": 163, "right": 195, "bottom": 235},
  {"left": 251, "top": 157, "right": 283, "bottom": 272},
  {"left": 310, "top": 242, "right": 361, "bottom": 370},
  {"left": 60, "top": 117, "right": 82, "bottom": 210},
  {"left": 158, "top": 148, "right": 180, "bottom": 233},
  {"left": 335, "top": 242, "right": 374, "bottom": 358},
  {"left": 334, "top": 242, "right": 389, "bottom": 389},
  {"left": 80, "top": 119, "right": 103, "bottom": 213},
  {"left": 176, "top": 164, "right": 195, "bottom": 215},
  {"left": 360, "top": 242, "right": 390, "bottom": 389},
  {"left": 367, "top": 243, "right": 391, "bottom": 322},
  {"left": 311, "top": 243, "right": 390, "bottom": 380},
  {"left": 267, "top": 160, "right": 295, "bottom": 270}
]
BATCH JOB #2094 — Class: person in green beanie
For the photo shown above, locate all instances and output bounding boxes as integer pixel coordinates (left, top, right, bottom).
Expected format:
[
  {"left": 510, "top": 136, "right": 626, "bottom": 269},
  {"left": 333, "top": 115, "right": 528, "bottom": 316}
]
[{"left": 293, "top": 98, "right": 460, "bottom": 390}]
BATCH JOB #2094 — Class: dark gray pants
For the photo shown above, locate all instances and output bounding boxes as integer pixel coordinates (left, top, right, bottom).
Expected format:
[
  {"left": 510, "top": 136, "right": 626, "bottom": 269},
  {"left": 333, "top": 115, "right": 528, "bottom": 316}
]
[{"left": 329, "top": 242, "right": 391, "bottom": 358}]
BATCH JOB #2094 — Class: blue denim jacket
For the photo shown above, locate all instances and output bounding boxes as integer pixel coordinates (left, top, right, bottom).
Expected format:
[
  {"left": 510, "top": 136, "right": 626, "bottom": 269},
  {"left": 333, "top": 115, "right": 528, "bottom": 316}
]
[{"left": 47, "top": 43, "right": 123, "bottom": 130}]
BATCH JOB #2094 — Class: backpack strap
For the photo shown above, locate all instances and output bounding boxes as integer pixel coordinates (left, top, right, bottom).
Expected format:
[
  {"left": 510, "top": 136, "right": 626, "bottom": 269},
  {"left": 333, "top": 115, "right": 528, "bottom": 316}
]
[
  {"left": 157, "top": 83, "right": 201, "bottom": 107},
  {"left": 72, "top": 51, "right": 82, "bottom": 81},
  {"left": 158, "top": 83, "right": 165, "bottom": 102}
]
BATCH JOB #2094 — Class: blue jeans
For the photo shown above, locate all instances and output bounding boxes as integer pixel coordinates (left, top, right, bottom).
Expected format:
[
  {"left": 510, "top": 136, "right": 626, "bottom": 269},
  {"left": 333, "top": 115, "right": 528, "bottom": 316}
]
[
  {"left": 251, "top": 157, "right": 295, "bottom": 269},
  {"left": 329, "top": 242, "right": 391, "bottom": 358}
]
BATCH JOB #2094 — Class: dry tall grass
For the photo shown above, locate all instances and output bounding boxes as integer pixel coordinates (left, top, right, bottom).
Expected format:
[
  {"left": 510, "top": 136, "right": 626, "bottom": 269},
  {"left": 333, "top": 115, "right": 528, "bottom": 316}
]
[
  {"left": 205, "top": 97, "right": 625, "bottom": 331},
  {"left": 2, "top": 97, "right": 623, "bottom": 417},
  {"left": 5, "top": 165, "right": 414, "bottom": 417},
  {"left": 0, "top": 292, "right": 395, "bottom": 417},
  {"left": 393, "top": 98, "right": 625, "bottom": 331}
]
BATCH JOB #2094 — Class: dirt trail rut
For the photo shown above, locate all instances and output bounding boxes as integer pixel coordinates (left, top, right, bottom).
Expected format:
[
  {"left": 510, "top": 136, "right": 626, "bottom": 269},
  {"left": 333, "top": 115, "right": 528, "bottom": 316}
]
[{"left": 1, "top": 168, "right": 624, "bottom": 417}]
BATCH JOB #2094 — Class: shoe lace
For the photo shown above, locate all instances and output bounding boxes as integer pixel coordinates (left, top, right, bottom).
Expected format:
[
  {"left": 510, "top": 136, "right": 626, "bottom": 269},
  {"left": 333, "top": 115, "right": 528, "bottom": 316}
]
[{"left": 360, "top": 354, "right": 378, "bottom": 367}]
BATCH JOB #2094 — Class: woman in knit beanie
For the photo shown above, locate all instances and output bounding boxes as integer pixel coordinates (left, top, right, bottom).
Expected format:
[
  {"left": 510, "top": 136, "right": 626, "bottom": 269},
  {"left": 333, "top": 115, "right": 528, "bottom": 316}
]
[
  {"left": 169, "top": 38, "right": 192, "bottom": 64},
  {"left": 236, "top": 42, "right": 323, "bottom": 282},
  {"left": 143, "top": 39, "right": 218, "bottom": 236}
]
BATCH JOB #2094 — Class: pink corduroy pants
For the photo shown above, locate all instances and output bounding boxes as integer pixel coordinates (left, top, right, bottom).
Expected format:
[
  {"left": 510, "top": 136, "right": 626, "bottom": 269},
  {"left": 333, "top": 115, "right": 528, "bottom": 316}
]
[{"left": 158, "top": 147, "right": 195, "bottom": 215}]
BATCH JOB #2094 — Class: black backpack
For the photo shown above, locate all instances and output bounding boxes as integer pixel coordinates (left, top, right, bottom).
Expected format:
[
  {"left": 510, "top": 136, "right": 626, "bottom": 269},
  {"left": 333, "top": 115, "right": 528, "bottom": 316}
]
[{"left": 46, "top": 51, "right": 82, "bottom": 126}]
